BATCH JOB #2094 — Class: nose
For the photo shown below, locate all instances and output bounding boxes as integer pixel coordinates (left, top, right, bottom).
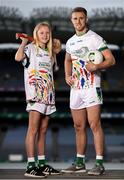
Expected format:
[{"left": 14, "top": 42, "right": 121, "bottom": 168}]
[{"left": 77, "top": 18, "right": 80, "bottom": 24}]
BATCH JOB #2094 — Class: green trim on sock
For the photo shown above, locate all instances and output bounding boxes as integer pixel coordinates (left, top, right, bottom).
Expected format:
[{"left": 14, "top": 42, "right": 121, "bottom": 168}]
[
  {"left": 76, "top": 157, "right": 85, "bottom": 165},
  {"left": 27, "top": 162, "right": 36, "bottom": 169},
  {"left": 37, "top": 159, "right": 46, "bottom": 167},
  {"left": 96, "top": 159, "right": 103, "bottom": 166}
]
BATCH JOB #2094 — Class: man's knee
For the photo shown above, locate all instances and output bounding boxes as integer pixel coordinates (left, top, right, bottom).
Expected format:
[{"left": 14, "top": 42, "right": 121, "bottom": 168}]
[{"left": 89, "top": 121, "right": 102, "bottom": 133}]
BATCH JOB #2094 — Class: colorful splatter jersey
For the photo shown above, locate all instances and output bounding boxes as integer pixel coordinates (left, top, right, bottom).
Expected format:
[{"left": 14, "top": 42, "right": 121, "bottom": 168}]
[
  {"left": 66, "top": 30, "right": 108, "bottom": 89},
  {"left": 22, "top": 43, "right": 55, "bottom": 105}
]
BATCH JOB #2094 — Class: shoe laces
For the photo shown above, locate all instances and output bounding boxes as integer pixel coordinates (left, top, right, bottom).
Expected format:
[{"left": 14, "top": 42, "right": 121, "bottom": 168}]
[{"left": 42, "top": 164, "right": 54, "bottom": 173}]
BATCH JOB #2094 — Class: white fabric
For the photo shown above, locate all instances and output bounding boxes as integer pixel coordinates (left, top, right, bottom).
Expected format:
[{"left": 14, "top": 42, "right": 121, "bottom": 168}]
[
  {"left": 23, "top": 43, "right": 55, "bottom": 105},
  {"left": 28, "top": 157, "right": 35, "bottom": 162},
  {"left": 77, "top": 154, "right": 85, "bottom": 158},
  {"left": 26, "top": 101, "right": 56, "bottom": 115},
  {"left": 38, "top": 155, "right": 45, "bottom": 160},
  {"left": 96, "top": 155, "right": 103, "bottom": 160},
  {"left": 66, "top": 30, "right": 107, "bottom": 90},
  {"left": 70, "top": 87, "right": 103, "bottom": 109}
]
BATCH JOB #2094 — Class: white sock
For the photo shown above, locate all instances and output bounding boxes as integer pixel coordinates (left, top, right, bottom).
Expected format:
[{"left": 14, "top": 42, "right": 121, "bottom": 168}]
[
  {"left": 38, "top": 155, "right": 45, "bottom": 160},
  {"left": 77, "top": 154, "right": 85, "bottom": 158},
  {"left": 28, "top": 157, "right": 35, "bottom": 162},
  {"left": 96, "top": 155, "right": 103, "bottom": 160}
]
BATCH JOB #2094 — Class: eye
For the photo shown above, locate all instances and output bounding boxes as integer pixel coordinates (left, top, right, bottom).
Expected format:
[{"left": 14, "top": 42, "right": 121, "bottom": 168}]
[
  {"left": 39, "top": 32, "right": 44, "bottom": 35},
  {"left": 73, "top": 17, "right": 77, "bottom": 20}
]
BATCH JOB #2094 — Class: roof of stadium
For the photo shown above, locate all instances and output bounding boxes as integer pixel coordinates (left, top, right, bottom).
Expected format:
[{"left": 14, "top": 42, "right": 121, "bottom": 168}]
[{"left": 0, "top": 1, "right": 124, "bottom": 49}]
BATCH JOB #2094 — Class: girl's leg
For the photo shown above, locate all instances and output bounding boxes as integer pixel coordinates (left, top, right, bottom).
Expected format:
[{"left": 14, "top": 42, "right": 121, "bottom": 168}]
[
  {"left": 25, "top": 110, "right": 41, "bottom": 167},
  {"left": 37, "top": 115, "right": 49, "bottom": 166}
]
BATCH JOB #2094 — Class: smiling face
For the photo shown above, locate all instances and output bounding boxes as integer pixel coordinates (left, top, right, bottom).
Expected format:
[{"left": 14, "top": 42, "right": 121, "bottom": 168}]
[
  {"left": 37, "top": 25, "right": 50, "bottom": 46},
  {"left": 33, "top": 22, "right": 52, "bottom": 49},
  {"left": 71, "top": 11, "right": 87, "bottom": 34}
]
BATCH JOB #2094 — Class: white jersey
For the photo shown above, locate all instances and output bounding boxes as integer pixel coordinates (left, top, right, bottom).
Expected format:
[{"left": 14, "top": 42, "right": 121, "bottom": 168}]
[
  {"left": 22, "top": 43, "right": 55, "bottom": 105},
  {"left": 66, "top": 30, "right": 108, "bottom": 89}
]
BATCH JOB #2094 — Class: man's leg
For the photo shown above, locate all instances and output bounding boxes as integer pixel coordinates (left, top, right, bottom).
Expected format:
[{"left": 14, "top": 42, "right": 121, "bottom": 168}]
[
  {"left": 71, "top": 108, "right": 87, "bottom": 156},
  {"left": 87, "top": 105, "right": 105, "bottom": 175},
  {"left": 62, "top": 108, "right": 87, "bottom": 173}
]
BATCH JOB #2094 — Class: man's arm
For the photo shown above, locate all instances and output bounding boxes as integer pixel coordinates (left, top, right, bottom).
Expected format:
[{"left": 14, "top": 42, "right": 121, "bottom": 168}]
[
  {"left": 64, "top": 52, "right": 73, "bottom": 86},
  {"left": 98, "top": 48, "right": 116, "bottom": 69}
]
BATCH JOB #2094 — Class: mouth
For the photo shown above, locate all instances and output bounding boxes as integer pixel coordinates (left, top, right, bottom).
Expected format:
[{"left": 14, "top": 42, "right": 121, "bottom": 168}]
[
  {"left": 76, "top": 24, "right": 81, "bottom": 28},
  {"left": 42, "top": 38, "right": 48, "bottom": 41}
]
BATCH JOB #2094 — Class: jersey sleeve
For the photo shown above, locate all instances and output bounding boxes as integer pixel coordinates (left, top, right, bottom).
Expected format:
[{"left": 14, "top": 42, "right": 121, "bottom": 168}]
[
  {"left": 65, "top": 40, "right": 71, "bottom": 54},
  {"left": 94, "top": 35, "right": 108, "bottom": 52},
  {"left": 98, "top": 39, "right": 108, "bottom": 52}
]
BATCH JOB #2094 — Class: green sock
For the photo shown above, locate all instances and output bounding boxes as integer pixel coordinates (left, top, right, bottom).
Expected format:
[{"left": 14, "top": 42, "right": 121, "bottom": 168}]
[
  {"left": 96, "top": 159, "right": 103, "bottom": 166},
  {"left": 27, "top": 161, "right": 36, "bottom": 169},
  {"left": 37, "top": 159, "right": 46, "bottom": 167},
  {"left": 76, "top": 157, "right": 85, "bottom": 166}
]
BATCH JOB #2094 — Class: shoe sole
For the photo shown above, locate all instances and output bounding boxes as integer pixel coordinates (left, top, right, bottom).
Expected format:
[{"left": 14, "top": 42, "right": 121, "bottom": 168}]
[
  {"left": 61, "top": 169, "right": 86, "bottom": 173},
  {"left": 88, "top": 171, "right": 105, "bottom": 176},
  {"left": 43, "top": 172, "right": 61, "bottom": 175},
  {"left": 24, "top": 173, "right": 47, "bottom": 178}
]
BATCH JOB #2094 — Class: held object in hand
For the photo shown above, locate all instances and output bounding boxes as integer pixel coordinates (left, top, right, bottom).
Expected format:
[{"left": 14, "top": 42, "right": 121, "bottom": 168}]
[
  {"left": 16, "top": 33, "right": 61, "bottom": 54},
  {"left": 86, "top": 50, "right": 103, "bottom": 64}
]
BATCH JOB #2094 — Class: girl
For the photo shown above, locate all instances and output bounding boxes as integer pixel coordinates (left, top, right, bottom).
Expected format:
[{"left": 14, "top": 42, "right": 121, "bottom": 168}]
[{"left": 15, "top": 22, "right": 60, "bottom": 178}]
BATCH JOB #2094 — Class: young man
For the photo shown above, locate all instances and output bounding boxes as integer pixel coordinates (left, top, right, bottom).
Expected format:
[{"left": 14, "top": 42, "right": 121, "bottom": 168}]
[{"left": 62, "top": 7, "right": 116, "bottom": 175}]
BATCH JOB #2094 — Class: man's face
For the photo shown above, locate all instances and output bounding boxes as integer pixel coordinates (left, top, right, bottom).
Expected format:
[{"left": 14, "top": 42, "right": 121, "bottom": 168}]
[{"left": 71, "top": 12, "right": 87, "bottom": 32}]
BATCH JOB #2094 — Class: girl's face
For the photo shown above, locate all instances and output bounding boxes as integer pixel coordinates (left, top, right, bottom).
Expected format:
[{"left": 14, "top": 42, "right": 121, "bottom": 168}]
[{"left": 37, "top": 25, "right": 50, "bottom": 45}]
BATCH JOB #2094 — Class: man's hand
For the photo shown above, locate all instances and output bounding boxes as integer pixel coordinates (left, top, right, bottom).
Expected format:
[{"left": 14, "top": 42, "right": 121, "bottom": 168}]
[
  {"left": 85, "top": 62, "right": 98, "bottom": 72},
  {"left": 65, "top": 76, "right": 74, "bottom": 86}
]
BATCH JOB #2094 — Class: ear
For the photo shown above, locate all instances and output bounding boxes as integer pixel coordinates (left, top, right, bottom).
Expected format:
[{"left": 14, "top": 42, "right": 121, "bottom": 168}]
[{"left": 86, "top": 18, "right": 88, "bottom": 23}]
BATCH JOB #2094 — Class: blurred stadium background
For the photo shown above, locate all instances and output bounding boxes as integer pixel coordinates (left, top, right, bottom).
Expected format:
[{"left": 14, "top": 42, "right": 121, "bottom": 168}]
[{"left": 0, "top": 1, "right": 124, "bottom": 164}]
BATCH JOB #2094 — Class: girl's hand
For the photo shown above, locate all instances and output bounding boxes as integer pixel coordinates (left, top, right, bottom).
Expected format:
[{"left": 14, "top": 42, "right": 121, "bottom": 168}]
[{"left": 16, "top": 33, "right": 29, "bottom": 46}]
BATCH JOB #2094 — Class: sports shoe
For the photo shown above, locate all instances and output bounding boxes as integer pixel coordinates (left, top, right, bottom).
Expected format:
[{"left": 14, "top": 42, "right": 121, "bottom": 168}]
[
  {"left": 39, "top": 164, "right": 61, "bottom": 175},
  {"left": 88, "top": 164, "right": 105, "bottom": 175},
  {"left": 61, "top": 163, "right": 86, "bottom": 173},
  {"left": 24, "top": 166, "right": 47, "bottom": 178}
]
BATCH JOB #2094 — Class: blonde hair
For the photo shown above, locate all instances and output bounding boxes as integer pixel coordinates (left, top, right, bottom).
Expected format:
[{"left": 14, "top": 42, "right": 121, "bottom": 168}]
[{"left": 33, "top": 22, "right": 53, "bottom": 58}]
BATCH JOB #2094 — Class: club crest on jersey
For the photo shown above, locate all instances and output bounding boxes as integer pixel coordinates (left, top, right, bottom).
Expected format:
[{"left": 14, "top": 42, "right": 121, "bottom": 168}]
[{"left": 73, "top": 47, "right": 89, "bottom": 59}]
